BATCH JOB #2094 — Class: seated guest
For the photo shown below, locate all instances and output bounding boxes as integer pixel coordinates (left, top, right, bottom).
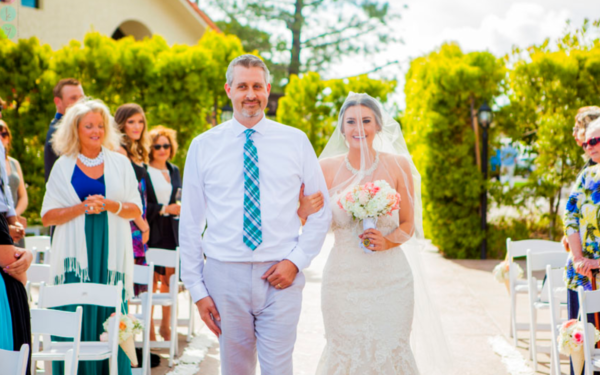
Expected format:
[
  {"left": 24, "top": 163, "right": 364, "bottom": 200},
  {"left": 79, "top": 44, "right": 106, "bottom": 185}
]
[
  {"left": 42, "top": 99, "right": 141, "bottom": 375},
  {"left": 146, "top": 125, "right": 181, "bottom": 340},
  {"left": 0, "top": 120, "right": 28, "bottom": 244},
  {"left": 565, "top": 118, "right": 600, "bottom": 375}
]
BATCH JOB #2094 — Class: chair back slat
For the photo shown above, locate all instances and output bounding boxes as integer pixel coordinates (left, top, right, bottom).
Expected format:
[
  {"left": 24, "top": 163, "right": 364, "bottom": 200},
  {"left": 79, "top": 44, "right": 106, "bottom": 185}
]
[
  {"left": 146, "top": 248, "right": 178, "bottom": 268},
  {"left": 39, "top": 282, "right": 122, "bottom": 309},
  {"left": 0, "top": 344, "right": 29, "bottom": 375},
  {"left": 508, "top": 239, "right": 564, "bottom": 258},
  {"left": 26, "top": 264, "right": 51, "bottom": 284},
  {"left": 133, "top": 263, "right": 154, "bottom": 285},
  {"left": 527, "top": 251, "right": 569, "bottom": 272},
  {"left": 580, "top": 288, "right": 600, "bottom": 314},
  {"left": 30, "top": 307, "right": 82, "bottom": 338}
]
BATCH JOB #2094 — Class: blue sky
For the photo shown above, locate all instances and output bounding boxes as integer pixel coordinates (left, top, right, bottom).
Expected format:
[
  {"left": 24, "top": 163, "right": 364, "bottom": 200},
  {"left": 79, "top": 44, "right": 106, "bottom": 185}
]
[{"left": 332, "top": 0, "right": 599, "bottom": 107}]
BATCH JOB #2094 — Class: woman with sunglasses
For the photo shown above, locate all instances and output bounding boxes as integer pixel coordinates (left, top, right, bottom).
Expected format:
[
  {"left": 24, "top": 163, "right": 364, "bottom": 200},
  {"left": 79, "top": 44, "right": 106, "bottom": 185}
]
[
  {"left": 0, "top": 120, "right": 28, "bottom": 245},
  {"left": 565, "top": 118, "right": 600, "bottom": 375},
  {"left": 146, "top": 125, "right": 181, "bottom": 341}
]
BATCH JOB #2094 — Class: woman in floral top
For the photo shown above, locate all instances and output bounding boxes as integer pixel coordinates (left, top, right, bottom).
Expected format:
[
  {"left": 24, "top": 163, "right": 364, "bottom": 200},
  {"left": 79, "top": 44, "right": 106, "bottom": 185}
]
[{"left": 565, "top": 117, "right": 600, "bottom": 375}]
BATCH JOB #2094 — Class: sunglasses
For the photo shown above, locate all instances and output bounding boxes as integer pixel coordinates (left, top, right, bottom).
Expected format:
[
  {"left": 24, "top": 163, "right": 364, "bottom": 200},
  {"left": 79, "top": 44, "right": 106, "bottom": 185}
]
[
  {"left": 0, "top": 132, "right": 8, "bottom": 139},
  {"left": 152, "top": 143, "right": 171, "bottom": 151},
  {"left": 583, "top": 137, "right": 600, "bottom": 149}
]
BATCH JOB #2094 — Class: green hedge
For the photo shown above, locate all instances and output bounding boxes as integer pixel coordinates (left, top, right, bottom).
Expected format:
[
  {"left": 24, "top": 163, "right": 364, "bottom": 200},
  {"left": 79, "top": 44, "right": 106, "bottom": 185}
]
[
  {"left": 403, "top": 44, "right": 505, "bottom": 258},
  {"left": 0, "top": 31, "right": 245, "bottom": 223}
]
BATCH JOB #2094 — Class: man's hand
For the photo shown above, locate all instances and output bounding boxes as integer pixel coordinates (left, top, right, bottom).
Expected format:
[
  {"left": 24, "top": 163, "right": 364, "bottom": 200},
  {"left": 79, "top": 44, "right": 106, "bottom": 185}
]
[
  {"left": 4, "top": 248, "right": 32, "bottom": 275},
  {"left": 9, "top": 222, "right": 24, "bottom": 242},
  {"left": 261, "top": 260, "right": 299, "bottom": 289},
  {"left": 195, "top": 296, "right": 221, "bottom": 337}
]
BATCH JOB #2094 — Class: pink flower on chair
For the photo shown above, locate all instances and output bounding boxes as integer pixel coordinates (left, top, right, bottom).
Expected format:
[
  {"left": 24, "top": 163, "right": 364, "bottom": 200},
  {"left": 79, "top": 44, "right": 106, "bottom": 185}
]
[{"left": 573, "top": 331, "right": 584, "bottom": 345}]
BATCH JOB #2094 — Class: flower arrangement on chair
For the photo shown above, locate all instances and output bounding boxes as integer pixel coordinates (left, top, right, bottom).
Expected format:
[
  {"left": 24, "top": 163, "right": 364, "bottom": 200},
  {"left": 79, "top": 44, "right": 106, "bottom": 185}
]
[
  {"left": 492, "top": 260, "right": 524, "bottom": 292},
  {"left": 558, "top": 319, "right": 600, "bottom": 375},
  {"left": 100, "top": 313, "right": 144, "bottom": 367}
]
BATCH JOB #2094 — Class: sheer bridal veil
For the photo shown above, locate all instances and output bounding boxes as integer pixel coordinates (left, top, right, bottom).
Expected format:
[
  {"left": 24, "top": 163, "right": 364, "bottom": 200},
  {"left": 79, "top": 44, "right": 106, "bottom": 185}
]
[{"left": 319, "top": 92, "right": 453, "bottom": 374}]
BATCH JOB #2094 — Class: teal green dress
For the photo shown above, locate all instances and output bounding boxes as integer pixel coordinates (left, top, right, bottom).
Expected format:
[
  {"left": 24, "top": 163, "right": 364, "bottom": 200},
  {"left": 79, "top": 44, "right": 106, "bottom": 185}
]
[{"left": 52, "top": 166, "right": 132, "bottom": 375}]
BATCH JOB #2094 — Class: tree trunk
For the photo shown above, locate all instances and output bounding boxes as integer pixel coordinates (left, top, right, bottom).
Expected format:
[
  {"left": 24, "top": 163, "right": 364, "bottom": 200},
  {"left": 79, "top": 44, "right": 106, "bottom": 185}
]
[{"left": 288, "top": 0, "right": 304, "bottom": 77}]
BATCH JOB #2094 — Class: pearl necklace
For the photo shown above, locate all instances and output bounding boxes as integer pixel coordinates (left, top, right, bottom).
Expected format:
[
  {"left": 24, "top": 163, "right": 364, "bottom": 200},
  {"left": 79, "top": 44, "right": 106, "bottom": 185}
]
[
  {"left": 78, "top": 151, "right": 104, "bottom": 167},
  {"left": 344, "top": 150, "right": 380, "bottom": 177}
]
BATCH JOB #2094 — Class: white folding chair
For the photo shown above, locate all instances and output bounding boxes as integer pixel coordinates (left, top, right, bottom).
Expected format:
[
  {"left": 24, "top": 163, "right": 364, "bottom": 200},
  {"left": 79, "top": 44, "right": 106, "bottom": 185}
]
[
  {"left": 30, "top": 307, "right": 83, "bottom": 375},
  {"left": 38, "top": 282, "right": 123, "bottom": 375},
  {"left": 578, "top": 286, "right": 600, "bottom": 375},
  {"left": 547, "top": 265, "right": 569, "bottom": 375},
  {"left": 526, "top": 250, "right": 568, "bottom": 369},
  {"left": 25, "top": 263, "right": 51, "bottom": 304},
  {"left": 144, "top": 248, "right": 179, "bottom": 367},
  {"left": 507, "top": 238, "right": 564, "bottom": 346},
  {"left": 129, "top": 263, "right": 154, "bottom": 375},
  {"left": 0, "top": 344, "right": 29, "bottom": 375},
  {"left": 25, "top": 236, "right": 51, "bottom": 264}
]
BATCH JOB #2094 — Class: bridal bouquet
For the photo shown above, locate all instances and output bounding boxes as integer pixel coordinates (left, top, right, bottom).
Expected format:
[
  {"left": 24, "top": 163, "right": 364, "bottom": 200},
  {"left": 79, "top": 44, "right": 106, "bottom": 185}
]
[
  {"left": 337, "top": 180, "right": 401, "bottom": 253},
  {"left": 557, "top": 319, "right": 600, "bottom": 375},
  {"left": 99, "top": 313, "right": 144, "bottom": 367},
  {"left": 492, "top": 260, "right": 523, "bottom": 292}
]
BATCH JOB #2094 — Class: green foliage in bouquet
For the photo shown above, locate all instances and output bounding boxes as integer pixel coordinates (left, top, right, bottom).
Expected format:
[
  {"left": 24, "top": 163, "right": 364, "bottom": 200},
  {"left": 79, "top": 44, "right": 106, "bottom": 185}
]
[
  {"left": 0, "top": 31, "right": 245, "bottom": 223},
  {"left": 403, "top": 44, "right": 505, "bottom": 258}
]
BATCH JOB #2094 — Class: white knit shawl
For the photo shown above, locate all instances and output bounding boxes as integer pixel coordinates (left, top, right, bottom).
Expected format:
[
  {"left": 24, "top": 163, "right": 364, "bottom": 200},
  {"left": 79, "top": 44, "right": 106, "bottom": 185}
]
[{"left": 41, "top": 147, "right": 142, "bottom": 299}]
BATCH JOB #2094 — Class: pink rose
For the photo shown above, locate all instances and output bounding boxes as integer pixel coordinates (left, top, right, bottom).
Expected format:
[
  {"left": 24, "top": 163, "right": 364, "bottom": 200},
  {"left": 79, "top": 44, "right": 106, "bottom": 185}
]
[
  {"left": 563, "top": 319, "right": 578, "bottom": 329},
  {"left": 345, "top": 191, "right": 355, "bottom": 203},
  {"left": 364, "top": 182, "right": 380, "bottom": 195},
  {"left": 337, "top": 199, "right": 344, "bottom": 210},
  {"left": 573, "top": 331, "right": 583, "bottom": 345}
]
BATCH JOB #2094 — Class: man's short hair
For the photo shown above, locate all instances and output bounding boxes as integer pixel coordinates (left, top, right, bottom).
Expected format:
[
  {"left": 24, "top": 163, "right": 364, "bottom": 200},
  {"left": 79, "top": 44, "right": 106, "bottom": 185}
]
[
  {"left": 226, "top": 55, "right": 270, "bottom": 86},
  {"left": 53, "top": 78, "right": 81, "bottom": 99}
]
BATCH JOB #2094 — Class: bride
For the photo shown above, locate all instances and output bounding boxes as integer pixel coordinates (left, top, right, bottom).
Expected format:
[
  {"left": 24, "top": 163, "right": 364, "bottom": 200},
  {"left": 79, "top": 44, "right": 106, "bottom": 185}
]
[{"left": 300, "top": 93, "right": 451, "bottom": 374}]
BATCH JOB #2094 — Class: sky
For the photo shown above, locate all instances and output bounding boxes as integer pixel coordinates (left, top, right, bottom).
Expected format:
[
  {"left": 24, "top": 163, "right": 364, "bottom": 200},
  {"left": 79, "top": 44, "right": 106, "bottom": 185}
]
[
  {"left": 325, "top": 0, "right": 599, "bottom": 107},
  {"left": 201, "top": 0, "right": 598, "bottom": 108}
]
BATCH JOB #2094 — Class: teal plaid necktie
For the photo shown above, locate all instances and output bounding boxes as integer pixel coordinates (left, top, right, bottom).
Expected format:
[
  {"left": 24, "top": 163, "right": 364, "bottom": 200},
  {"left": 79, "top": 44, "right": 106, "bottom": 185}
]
[{"left": 243, "top": 129, "right": 262, "bottom": 250}]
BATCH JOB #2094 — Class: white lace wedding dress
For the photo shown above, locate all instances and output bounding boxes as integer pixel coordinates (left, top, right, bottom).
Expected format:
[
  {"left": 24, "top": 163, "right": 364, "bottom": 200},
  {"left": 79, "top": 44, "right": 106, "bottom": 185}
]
[{"left": 316, "top": 196, "right": 419, "bottom": 375}]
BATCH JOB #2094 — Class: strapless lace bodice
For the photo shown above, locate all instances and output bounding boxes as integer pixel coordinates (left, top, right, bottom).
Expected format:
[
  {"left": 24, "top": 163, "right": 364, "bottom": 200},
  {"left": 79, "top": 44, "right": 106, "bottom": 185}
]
[{"left": 317, "top": 196, "right": 419, "bottom": 374}]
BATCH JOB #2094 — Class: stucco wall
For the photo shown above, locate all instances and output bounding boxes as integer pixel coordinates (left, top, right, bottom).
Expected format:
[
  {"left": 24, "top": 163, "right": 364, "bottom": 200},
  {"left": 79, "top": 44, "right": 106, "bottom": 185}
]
[{"left": 17, "top": 0, "right": 208, "bottom": 50}]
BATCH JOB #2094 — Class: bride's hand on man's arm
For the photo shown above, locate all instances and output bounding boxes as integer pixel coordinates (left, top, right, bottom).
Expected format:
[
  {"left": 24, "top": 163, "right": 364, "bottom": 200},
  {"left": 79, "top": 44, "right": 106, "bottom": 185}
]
[
  {"left": 359, "top": 229, "right": 399, "bottom": 251},
  {"left": 297, "top": 183, "right": 324, "bottom": 221}
]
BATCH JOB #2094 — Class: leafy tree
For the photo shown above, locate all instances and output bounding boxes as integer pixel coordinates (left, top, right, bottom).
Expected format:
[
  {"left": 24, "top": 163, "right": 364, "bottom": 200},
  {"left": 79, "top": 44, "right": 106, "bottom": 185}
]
[
  {"left": 497, "top": 20, "right": 600, "bottom": 240},
  {"left": 403, "top": 43, "right": 505, "bottom": 258},
  {"left": 0, "top": 30, "right": 245, "bottom": 223},
  {"left": 209, "top": 0, "right": 402, "bottom": 80}
]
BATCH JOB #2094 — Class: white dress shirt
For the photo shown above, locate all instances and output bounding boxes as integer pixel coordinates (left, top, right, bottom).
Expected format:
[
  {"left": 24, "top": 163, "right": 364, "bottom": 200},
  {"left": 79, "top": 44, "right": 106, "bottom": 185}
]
[
  {"left": 180, "top": 115, "right": 332, "bottom": 302},
  {"left": 0, "top": 142, "right": 16, "bottom": 217}
]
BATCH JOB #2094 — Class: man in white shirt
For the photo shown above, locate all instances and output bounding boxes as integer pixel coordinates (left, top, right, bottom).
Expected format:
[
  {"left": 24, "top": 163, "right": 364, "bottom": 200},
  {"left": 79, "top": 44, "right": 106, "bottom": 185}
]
[{"left": 180, "top": 55, "right": 331, "bottom": 374}]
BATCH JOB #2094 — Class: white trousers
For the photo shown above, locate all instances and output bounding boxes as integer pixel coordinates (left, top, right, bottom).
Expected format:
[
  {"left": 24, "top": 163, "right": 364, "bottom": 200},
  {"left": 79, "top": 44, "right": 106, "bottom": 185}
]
[{"left": 204, "top": 258, "right": 305, "bottom": 375}]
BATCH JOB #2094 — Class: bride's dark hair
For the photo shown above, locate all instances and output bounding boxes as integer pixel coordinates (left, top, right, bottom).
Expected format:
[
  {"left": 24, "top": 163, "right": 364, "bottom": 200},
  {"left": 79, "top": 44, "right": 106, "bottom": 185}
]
[{"left": 338, "top": 96, "right": 383, "bottom": 134}]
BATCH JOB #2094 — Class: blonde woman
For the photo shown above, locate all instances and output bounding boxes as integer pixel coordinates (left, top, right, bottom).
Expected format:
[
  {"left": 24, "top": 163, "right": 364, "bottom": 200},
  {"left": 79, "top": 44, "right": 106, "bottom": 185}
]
[{"left": 42, "top": 99, "right": 142, "bottom": 375}]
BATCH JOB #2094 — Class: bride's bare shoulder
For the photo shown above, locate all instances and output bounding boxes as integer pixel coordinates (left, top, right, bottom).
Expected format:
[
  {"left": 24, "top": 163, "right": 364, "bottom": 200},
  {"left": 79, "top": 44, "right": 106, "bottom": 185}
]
[
  {"left": 319, "top": 155, "right": 344, "bottom": 171},
  {"left": 379, "top": 152, "right": 411, "bottom": 171}
]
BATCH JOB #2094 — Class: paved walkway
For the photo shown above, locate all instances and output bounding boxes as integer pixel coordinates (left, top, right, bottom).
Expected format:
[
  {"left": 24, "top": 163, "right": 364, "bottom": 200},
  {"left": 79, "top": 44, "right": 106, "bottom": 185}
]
[{"left": 154, "top": 234, "right": 569, "bottom": 374}]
